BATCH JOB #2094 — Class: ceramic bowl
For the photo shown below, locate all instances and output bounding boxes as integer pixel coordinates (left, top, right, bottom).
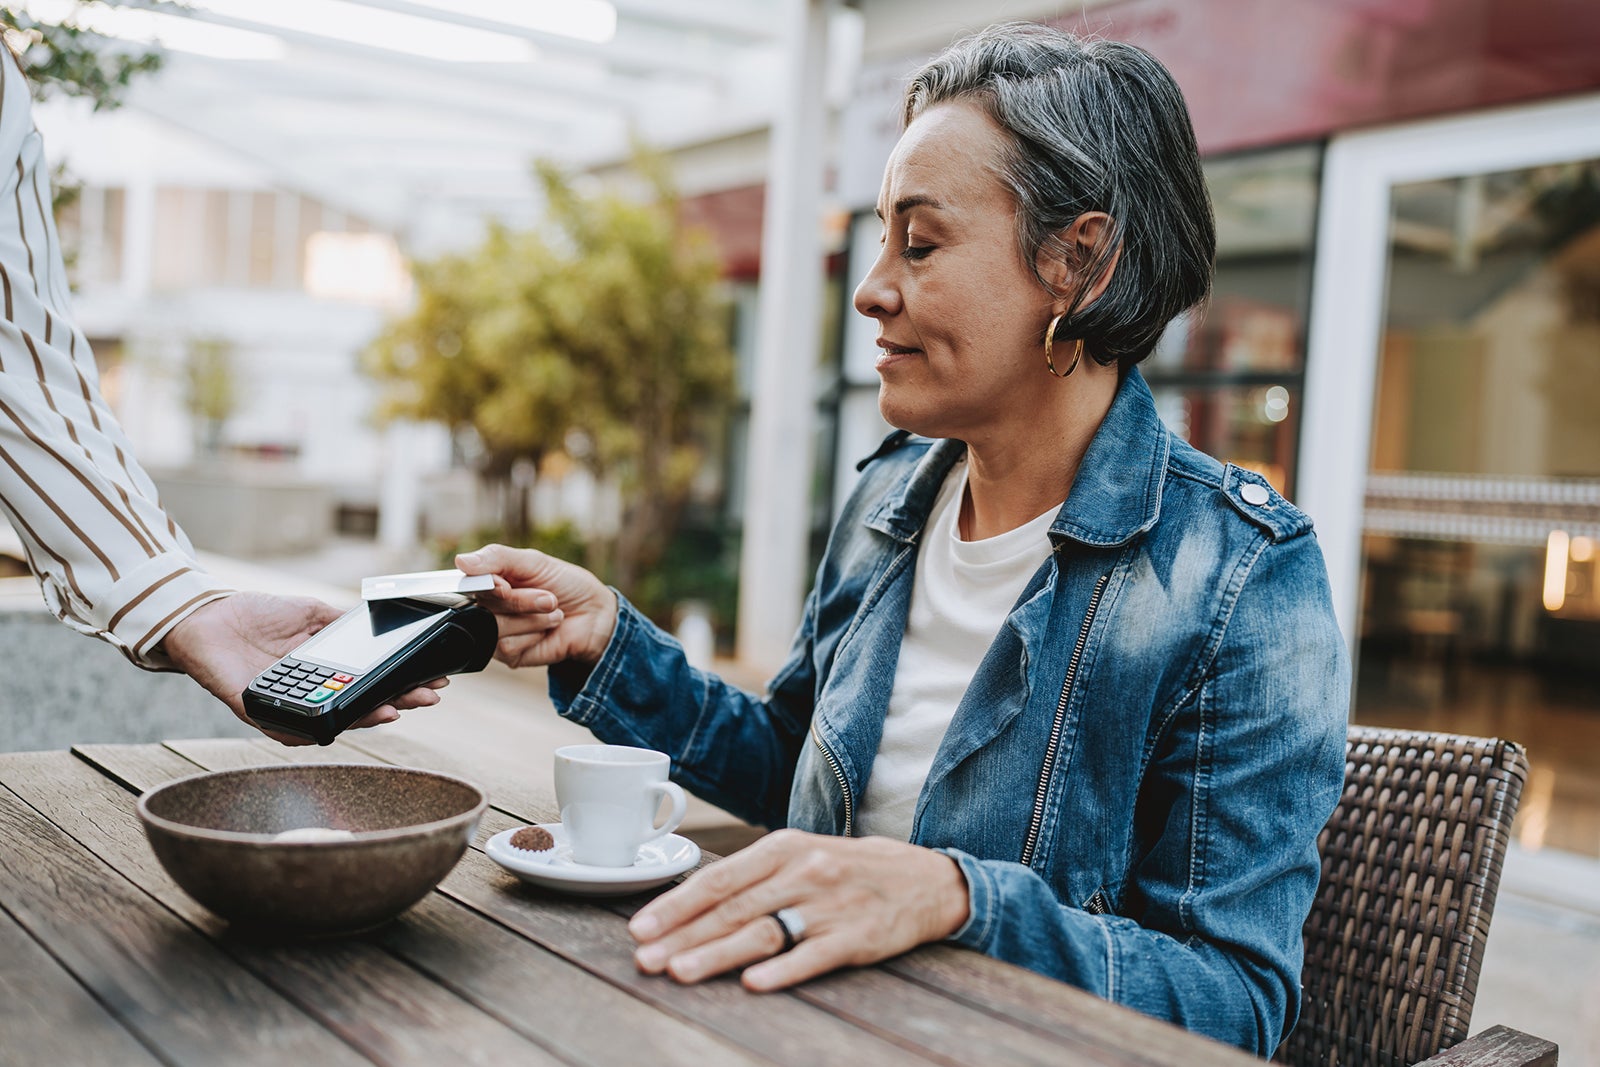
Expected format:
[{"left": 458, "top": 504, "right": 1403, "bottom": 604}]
[{"left": 137, "top": 763, "right": 487, "bottom": 935}]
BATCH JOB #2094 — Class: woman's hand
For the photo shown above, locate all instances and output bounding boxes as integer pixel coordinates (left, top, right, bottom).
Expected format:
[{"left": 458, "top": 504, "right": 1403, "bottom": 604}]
[
  {"left": 627, "top": 829, "right": 970, "bottom": 992},
  {"left": 455, "top": 544, "right": 618, "bottom": 668}
]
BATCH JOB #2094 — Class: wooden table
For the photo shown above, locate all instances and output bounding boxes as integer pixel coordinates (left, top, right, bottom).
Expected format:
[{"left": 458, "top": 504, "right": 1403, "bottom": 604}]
[{"left": 0, "top": 729, "right": 1270, "bottom": 1067}]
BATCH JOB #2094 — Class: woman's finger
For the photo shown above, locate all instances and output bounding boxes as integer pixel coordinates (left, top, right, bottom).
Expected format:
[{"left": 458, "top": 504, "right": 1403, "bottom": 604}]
[
  {"left": 476, "top": 586, "right": 559, "bottom": 615},
  {"left": 632, "top": 877, "right": 797, "bottom": 972},
  {"left": 494, "top": 631, "right": 564, "bottom": 668},
  {"left": 740, "top": 934, "right": 851, "bottom": 992},
  {"left": 630, "top": 832, "right": 796, "bottom": 944},
  {"left": 493, "top": 608, "right": 564, "bottom": 639},
  {"left": 654, "top": 912, "right": 794, "bottom": 985}
]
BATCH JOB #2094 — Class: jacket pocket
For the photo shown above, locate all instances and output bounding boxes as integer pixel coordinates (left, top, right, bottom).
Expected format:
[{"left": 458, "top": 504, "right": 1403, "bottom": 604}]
[{"left": 1081, "top": 887, "right": 1114, "bottom": 916}]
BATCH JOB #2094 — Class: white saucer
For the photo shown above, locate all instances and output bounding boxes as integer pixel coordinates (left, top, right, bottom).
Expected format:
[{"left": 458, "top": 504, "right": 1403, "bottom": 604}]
[{"left": 485, "top": 823, "right": 701, "bottom": 897}]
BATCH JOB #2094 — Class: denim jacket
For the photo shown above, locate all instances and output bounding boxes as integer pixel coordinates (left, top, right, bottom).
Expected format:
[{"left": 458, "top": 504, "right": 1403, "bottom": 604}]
[{"left": 550, "top": 368, "right": 1349, "bottom": 1055}]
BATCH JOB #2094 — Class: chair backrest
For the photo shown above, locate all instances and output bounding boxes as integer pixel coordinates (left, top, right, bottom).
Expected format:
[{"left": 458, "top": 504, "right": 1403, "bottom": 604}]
[{"left": 1277, "top": 725, "right": 1528, "bottom": 1067}]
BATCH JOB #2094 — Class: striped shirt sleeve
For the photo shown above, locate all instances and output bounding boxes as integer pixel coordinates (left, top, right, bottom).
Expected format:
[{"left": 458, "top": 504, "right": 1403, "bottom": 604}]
[{"left": 0, "top": 48, "right": 232, "bottom": 669}]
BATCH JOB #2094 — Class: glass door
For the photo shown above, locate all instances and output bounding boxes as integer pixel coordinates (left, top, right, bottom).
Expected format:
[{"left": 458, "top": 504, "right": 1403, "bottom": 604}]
[{"left": 1299, "top": 95, "right": 1600, "bottom": 859}]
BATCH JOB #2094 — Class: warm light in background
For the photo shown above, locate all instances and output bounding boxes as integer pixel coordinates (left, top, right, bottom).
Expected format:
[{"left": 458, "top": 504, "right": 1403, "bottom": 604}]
[
  {"left": 1572, "top": 535, "right": 1595, "bottom": 563},
  {"left": 1543, "top": 528, "right": 1570, "bottom": 612},
  {"left": 1263, "top": 384, "right": 1290, "bottom": 423},
  {"left": 304, "top": 232, "right": 412, "bottom": 307}
]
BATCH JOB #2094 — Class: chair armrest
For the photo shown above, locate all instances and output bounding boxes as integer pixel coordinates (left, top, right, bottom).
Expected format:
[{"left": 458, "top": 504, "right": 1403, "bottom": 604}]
[{"left": 1412, "top": 1026, "right": 1558, "bottom": 1067}]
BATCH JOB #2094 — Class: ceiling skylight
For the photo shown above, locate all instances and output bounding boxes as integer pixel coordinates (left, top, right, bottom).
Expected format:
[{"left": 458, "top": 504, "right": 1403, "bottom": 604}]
[
  {"left": 188, "top": 0, "right": 539, "bottom": 63},
  {"left": 14, "top": 0, "right": 287, "bottom": 60},
  {"left": 405, "top": 0, "right": 618, "bottom": 45}
]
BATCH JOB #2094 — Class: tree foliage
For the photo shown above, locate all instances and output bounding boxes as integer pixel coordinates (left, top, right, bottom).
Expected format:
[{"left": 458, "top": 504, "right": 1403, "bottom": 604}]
[
  {"left": 366, "top": 148, "right": 736, "bottom": 592},
  {"left": 2, "top": 3, "right": 163, "bottom": 110}
]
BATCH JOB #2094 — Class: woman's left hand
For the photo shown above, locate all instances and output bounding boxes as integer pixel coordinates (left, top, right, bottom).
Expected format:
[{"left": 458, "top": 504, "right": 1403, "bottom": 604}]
[{"left": 627, "top": 828, "right": 970, "bottom": 991}]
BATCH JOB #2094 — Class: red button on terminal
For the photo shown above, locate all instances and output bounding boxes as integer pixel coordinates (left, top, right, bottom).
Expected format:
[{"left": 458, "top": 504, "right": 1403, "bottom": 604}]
[{"left": 332, "top": 673, "right": 354, "bottom": 683}]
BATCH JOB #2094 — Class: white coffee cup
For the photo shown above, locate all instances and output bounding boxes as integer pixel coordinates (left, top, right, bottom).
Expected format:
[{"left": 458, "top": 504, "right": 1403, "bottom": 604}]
[{"left": 554, "top": 745, "right": 688, "bottom": 867}]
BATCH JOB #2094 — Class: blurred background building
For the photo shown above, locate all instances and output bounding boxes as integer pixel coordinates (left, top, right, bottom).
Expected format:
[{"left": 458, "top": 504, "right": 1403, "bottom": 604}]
[{"left": 5, "top": 0, "right": 1600, "bottom": 854}]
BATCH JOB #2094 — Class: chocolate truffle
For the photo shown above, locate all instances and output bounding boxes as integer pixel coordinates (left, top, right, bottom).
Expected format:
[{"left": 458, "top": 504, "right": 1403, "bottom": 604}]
[{"left": 510, "top": 825, "right": 555, "bottom": 853}]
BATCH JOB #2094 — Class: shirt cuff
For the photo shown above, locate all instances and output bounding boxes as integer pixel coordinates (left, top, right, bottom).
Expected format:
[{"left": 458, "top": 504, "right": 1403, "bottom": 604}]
[
  {"left": 92, "top": 553, "right": 234, "bottom": 670},
  {"left": 547, "top": 588, "right": 639, "bottom": 725},
  {"left": 937, "top": 847, "right": 999, "bottom": 951}
]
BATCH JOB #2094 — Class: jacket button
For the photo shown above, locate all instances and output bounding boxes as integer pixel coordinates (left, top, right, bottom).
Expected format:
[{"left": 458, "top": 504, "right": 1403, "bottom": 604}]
[{"left": 1240, "top": 483, "right": 1270, "bottom": 506}]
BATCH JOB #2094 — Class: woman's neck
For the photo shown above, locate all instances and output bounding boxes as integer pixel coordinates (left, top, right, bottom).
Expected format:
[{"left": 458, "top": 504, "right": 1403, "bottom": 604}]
[{"left": 958, "top": 366, "right": 1120, "bottom": 541}]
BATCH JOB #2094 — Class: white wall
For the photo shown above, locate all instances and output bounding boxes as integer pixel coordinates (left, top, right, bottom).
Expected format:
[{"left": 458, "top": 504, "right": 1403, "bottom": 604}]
[{"left": 33, "top": 98, "right": 446, "bottom": 507}]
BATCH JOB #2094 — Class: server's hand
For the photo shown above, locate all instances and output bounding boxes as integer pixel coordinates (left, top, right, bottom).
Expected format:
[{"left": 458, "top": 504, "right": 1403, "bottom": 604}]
[{"left": 163, "top": 592, "right": 448, "bottom": 745}]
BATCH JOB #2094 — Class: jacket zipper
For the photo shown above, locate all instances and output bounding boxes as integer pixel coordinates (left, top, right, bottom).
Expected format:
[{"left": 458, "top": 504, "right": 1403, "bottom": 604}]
[
  {"left": 812, "top": 542, "right": 913, "bottom": 838},
  {"left": 1020, "top": 572, "right": 1110, "bottom": 868},
  {"left": 811, "top": 723, "right": 854, "bottom": 837}
]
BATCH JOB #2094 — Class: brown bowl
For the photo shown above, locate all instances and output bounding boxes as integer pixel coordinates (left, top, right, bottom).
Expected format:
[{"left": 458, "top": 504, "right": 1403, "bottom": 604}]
[{"left": 137, "top": 763, "right": 487, "bottom": 935}]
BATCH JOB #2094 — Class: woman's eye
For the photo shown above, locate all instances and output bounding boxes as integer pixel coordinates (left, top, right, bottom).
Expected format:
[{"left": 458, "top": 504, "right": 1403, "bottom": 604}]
[{"left": 900, "top": 244, "right": 935, "bottom": 261}]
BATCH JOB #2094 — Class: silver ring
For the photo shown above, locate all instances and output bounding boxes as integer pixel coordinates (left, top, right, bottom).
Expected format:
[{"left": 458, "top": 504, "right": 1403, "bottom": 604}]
[{"left": 770, "top": 907, "right": 806, "bottom": 952}]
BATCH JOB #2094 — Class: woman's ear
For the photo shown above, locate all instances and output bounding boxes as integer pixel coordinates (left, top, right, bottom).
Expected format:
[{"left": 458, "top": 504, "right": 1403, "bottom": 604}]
[{"left": 1038, "top": 211, "right": 1122, "bottom": 313}]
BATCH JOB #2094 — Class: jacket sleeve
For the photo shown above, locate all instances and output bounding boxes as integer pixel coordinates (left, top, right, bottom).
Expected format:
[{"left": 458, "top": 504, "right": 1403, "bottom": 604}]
[
  {"left": 0, "top": 49, "right": 231, "bottom": 668},
  {"left": 940, "top": 530, "right": 1349, "bottom": 1055},
  {"left": 547, "top": 588, "right": 821, "bottom": 829}
]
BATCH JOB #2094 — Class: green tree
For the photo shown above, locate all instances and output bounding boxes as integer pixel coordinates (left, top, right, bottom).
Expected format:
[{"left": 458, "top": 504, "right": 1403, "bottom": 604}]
[
  {"left": 1, "top": 3, "right": 163, "bottom": 110},
  {"left": 182, "top": 335, "right": 236, "bottom": 460},
  {"left": 366, "top": 148, "right": 735, "bottom": 592},
  {"left": 365, "top": 224, "right": 583, "bottom": 545}
]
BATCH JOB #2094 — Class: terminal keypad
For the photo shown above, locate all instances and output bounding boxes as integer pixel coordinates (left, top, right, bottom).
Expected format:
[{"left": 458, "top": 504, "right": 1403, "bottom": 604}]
[{"left": 253, "top": 660, "right": 359, "bottom": 706}]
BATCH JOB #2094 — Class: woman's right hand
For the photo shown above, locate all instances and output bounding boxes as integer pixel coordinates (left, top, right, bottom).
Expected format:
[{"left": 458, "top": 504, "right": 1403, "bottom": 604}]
[{"left": 455, "top": 544, "right": 618, "bottom": 668}]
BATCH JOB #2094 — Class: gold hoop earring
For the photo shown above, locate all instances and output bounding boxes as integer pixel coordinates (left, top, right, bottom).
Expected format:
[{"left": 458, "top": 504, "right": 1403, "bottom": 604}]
[{"left": 1044, "top": 314, "right": 1082, "bottom": 378}]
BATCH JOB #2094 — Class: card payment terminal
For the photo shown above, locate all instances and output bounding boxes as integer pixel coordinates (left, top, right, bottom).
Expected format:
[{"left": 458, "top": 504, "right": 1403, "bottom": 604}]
[{"left": 242, "top": 594, "right": 498, "bottom": 745}]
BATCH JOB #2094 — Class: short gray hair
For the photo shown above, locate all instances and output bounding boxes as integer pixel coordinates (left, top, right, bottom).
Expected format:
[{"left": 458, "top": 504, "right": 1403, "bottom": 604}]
[{"left": 904, "top": 23, "right": 1215, "bottom": 371}]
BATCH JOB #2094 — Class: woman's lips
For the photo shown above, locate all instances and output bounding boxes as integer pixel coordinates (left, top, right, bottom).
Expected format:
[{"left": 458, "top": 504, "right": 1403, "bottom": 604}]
[{"left": 875, "top": 341, "right": 921, "bottom": 369}]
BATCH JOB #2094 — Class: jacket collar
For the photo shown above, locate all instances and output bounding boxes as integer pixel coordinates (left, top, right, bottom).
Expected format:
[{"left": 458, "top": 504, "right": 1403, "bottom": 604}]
[{"left": 865, "top": 367, "right": 1168, "bottom": 548}]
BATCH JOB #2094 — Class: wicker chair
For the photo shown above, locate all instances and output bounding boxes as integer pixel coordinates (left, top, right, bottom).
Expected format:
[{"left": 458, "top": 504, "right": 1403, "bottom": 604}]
[{"left": 1277, "top": 725, "right": 1556, "bottom": 1067}]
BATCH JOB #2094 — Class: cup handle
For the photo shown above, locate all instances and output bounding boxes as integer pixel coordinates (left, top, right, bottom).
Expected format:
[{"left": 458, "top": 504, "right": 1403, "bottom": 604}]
[{"left": 643, "top": 781, "right": 687, "bottom": 844}]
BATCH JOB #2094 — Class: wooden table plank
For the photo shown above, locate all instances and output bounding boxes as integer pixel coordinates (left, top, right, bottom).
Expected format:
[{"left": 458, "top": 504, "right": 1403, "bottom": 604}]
[
  {"left": 71, "top": 743, "right": 771, "bottom": 1067},
  {"left": 0, "top": 765, "right": 368, "bottom": 1067},
  {"left": 790, "top": 966, "right": 1129, "bottom": 1067},
  {"left": 885, "top": 949, "right": 1259, "bottom": 1067},
  {"left": 0, "top": 902, "right": 165, "bottom": 1067},
  {"left": 4, "top": 748, "right": 564, "bottom": 1067},
  {"left": 338, "top": 728, "right": 560, "bottom": 822},
  {"left": 434, "top": 843, "right": 945, "bottom": 1067},
  {"left": 336, "top": 732, "right": 1209, "bottom": 1066},
  {"left": 269, "top": 741, "right": 943, "bottom": 1067},
  {"left": 66, "top": 736, "right": 1262, "bottom": 1067}
]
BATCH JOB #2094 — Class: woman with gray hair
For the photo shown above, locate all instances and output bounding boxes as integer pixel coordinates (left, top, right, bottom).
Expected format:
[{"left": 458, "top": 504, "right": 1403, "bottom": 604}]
[{"left": 463, "top": 22, "right": 1347, "bottom": 1054}]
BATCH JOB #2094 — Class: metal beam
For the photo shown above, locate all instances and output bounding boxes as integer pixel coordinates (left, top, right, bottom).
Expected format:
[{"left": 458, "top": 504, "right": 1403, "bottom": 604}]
[
  {"left": 117, "top": 0, "right": 649, "bottom": 113},
  {"left": 335, "top": 0, "right": 730, "bottom": 83},
  {"left": 158, "top": 54, "right": 581, "bottom": 138},
  {"left": 610, "top": 0, "right": 777, "bottom": 42}
]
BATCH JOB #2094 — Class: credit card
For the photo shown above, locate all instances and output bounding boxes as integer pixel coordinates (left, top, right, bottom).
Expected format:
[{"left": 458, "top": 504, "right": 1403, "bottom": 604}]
[{"left": 361, "top": 568, "right": 496, "bottom": 601}]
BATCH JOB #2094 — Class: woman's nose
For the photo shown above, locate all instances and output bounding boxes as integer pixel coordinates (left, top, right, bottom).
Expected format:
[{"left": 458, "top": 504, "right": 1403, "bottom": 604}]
[{"left": 852, "top": 251, "right": 900, "bottom": 319}]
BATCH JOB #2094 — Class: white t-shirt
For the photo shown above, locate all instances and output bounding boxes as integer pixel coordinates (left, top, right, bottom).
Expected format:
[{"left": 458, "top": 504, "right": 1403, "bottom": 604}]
[{"left": 855, "top": 458, "right": 1061, "bottom": 841}]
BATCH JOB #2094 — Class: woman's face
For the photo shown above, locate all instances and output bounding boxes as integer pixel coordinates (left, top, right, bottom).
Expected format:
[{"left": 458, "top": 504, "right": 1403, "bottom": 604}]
[{"left": 853, "top": 100, "right": 1060, "bottom": 440}]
